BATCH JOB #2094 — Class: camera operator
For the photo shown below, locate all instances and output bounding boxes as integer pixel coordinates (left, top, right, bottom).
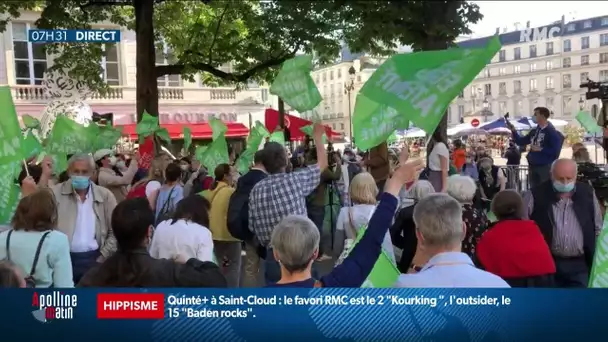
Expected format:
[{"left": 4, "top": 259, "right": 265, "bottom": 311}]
[{"left": 508, "top": 107, "right": 563, "bottom": 187}]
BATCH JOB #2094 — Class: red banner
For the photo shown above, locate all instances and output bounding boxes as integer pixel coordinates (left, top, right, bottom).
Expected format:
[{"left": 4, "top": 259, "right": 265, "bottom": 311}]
[{"left": 138, "top": 136, "right": 154, "bottom": 170}]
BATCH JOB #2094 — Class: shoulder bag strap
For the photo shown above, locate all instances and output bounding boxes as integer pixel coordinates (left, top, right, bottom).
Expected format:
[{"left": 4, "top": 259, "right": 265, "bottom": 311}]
[
  {"left": 160, "top": 186, "right": 176, "bottom": 214},
  {"left": 5, "top": 230, "right": 13, "bottom": 261},
  {"left": 30, "top": 231, "right": 51, "bottom": 278}
]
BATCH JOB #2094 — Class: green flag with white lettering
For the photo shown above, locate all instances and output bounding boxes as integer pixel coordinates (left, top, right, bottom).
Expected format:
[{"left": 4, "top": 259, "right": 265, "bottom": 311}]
[
  {"left": 589, "top": 212, "right": 608, "bottom": 287},
  {"left": 270, "top": 55, "right": 322, "bottom": 112},
  {"left": 353, "top": 36, "right": 502, "bottom": 150},
  {"left": 47, "top": 115, "right": 93, "bottom": 155},
  {"left": 576, "top": 111, "right": 603, "bottom": 135}
]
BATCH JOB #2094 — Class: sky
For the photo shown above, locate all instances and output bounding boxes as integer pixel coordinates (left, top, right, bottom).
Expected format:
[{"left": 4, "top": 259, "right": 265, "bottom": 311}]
[{"left": 469, "top": 1, "right": 602, "bottom": 37}]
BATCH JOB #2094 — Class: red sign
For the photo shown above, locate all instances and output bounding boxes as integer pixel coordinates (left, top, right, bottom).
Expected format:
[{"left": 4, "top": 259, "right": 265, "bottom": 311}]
[
  {"left": 471, "top": 118, "right": 480, "bottom": 127},
  {"left": 138, "top": 136, "right": 155, "bottom": 170}
]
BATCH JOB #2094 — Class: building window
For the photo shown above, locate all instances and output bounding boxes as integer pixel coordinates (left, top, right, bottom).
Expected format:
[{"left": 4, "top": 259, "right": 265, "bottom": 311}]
[
  {"left": 337, "top": 69, "right": 342, "bottom": 78},
  {"left": 581, "top": 55, "right": 589, "bottom": 66},
  {"left": 499, "top": 50, "right": 506, "bottom": 62},
  {"left": 447, "top": 106, "right": 452, "bottom": 123},
  {"left": 499, "top": 101, "right": 507, "bottom": 114},
  {"left": 458, "top": 91, "right": 464, "bottom": 98},
  {"left": 602, "top": 18, "right": 608, "bottom": 26},
  {"left": 529, "top": 79, "right": 537, "bottom": 91},
  {"left": 563, "top": 96, "right": 572, "bottom": 115},
  {"left": 515, "top": 100, "right": 523, "bottom": 115},
  {"left": 484, "top": 83, "right": 491, "bottom": 96},
  {"left": 315, "top": 75, "right": 320, "bottom": 83},
  {"left": 529, "top": 99, "right": 538, "bottom": 112},
  {"left": 340, "top": 123, "right": 344, "bottom": 130},
  {"left": 545, "top": 60, "right": 553, "bottom": 70},
  {"left": 483, "top": 68, "right": 490, "bottom": 77},
  {"left": 600, "top": 70, "right": 608, "bottom": 82},
  {"left": 563, "top": 39, "right": 571, "bottom": 52},
  {"left": 499, "top": 67, "right": 506, "bottom": 75},
  {"left": 330, "top": 70, "right": 334, "bottom": 80},
  {"left": 546, "top": 42, "right": 554, "bottom": 55},
  {"left": 458, "top": 105, "right": 464, "bottom": 120},
  {"left": 529, "top": 63, "right": 537, "bottom": 72},
  {"left": 514, "top": 65, "right": 521, "bottom": 74},
  {"left": 101, "top": 44, "right": 120, "bottom": 85},
  {"left": 499, "top": 82, "right": 506, "bottom": 95},
  {"left": 546, "top": 97, "right": 554, "bottom": 110},
  {"left": 529, "top": 45, "right": 537, "bottom": 58},
  {"left": 563, "top": 74, "right": 571, "bottom": 88},
  {"left": 514, "top": 80, "right": 521, "bottom": 93},
  {"left": 601, "top": 53, "right": 608, "bottom": 64},
  {"left": 580, "top": 72, "right": 589, "bottom": 83},
  {"left": 156, "top": 41, "right": 181, "bottom": 87},
  {"left": 581, "top": 36, "right": 590, "bottom": 49},
  {"left": 514, "top": 47, "right": 521, "bottom": 60},
  {"left": 601, "top": 34, "right": 608, "bottom": 47},
  {"left": 583, "top": 20, "right": 592, "bottom": 28},
  {"left": 563, "top": 57, "right": 571, "bottom": 68},
  {"left": 545, "top": 76, "right": 554, "bottom": 89},
  {"left": 12, "top": 22, "right": 47, "bottom": 85}
]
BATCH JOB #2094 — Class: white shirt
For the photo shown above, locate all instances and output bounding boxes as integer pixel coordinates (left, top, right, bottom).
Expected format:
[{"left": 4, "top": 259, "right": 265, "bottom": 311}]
[
  {"left": 70, "top": 188, "right": 99, "bottom": 253},
  {"left": 149, "top": 219, "right": 214, "bottom": 262},
  {"left": 145, "top": 180, "right": 162, "bottom": 197},
  {"left": 394, "top": 252, "right": 510, "bottom": 288},
  {"left": 428, "top": 142, "right": 449, "bottom": 171}
]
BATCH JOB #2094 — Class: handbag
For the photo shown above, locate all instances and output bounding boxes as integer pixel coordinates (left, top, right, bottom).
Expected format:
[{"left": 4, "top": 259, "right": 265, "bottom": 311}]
[{"left": 334, "top": 207, "right": 375, "bottom": 266}]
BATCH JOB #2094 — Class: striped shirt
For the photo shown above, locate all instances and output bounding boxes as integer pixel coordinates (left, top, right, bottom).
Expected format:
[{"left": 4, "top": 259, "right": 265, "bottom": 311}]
[{"left": 522, "top": 190, "right": 603, "bottom": 257}]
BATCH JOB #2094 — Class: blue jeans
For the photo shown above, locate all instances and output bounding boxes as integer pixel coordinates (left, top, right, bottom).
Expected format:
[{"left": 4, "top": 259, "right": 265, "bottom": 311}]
[{"left": 264, "top": 247, "right": 319, "bottom": 285}]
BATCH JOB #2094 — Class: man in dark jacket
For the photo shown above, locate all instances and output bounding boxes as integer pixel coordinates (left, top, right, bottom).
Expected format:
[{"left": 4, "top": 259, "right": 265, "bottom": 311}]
[
  {"left": 523, "top": 158, "right": 603, "bottom": 287},
  {"left": 233, "top": 150, "right": 268, "bottom": 287},
  {"left": 510, "top": 106, "right": 563, "bottom": 187}
]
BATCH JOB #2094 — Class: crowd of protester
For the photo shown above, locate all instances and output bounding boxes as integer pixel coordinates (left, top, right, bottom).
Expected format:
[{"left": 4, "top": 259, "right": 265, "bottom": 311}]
[{"left": 0, "top": 108, "right": 603, "bottom": 289}]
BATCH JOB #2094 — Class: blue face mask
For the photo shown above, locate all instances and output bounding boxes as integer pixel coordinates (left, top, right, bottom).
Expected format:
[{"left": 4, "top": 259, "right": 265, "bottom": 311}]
[
  {"left": 71, "top": 175, "right": 90, "bottom": 190},
  {"left": 531, "top": 116, "right": 537, "bottom": 124},
  {"left": 553, "top": 181, "right": 575, "bottom": 193}
]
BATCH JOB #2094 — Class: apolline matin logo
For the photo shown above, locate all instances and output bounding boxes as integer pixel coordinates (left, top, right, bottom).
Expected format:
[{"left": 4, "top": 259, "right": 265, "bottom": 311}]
[{"left": 31, "top": 292, "right": 78, "bottom": 323}]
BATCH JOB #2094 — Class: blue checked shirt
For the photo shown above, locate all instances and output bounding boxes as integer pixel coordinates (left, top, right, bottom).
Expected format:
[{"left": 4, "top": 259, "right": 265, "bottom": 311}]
[{"left": 248, "top": 164, "right": 321, "bottom": 245}]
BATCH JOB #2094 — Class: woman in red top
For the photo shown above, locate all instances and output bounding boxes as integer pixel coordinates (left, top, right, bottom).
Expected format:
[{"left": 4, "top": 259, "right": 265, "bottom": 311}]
[{"left": 475, "top": 190, "right": 555, "bottom": 287}]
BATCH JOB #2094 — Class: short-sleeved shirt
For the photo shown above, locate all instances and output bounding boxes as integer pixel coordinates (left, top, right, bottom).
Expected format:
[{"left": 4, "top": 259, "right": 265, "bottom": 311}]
[
  {"left": 249, "top": 165, "right": 321, "bottom": 245},
  {"left": 428, "top": 143, "right": 449, "bottom": 171}
]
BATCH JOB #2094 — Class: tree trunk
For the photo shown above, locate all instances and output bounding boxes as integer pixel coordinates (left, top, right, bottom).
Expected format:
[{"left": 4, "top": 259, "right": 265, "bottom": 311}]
[
  {"left": 423, "top": 38, "right": 449, "bottom": 152},
  {"left": 134, "top": 0, "right": 158, "bottom": 122},
  {"left": 278, "top": 98, "right": 285, "bottom": 128}
]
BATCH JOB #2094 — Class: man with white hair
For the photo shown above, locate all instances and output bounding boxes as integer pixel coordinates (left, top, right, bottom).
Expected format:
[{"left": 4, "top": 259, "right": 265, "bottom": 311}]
[
  {"left": 523, "top": 158, "right": 602, "bottom": 287},
  {"left": 41, "top": 153, "right": 118, "bottom": 284},
  {"left": 394, "top": 193, "right": 509, "bottom": 288}
]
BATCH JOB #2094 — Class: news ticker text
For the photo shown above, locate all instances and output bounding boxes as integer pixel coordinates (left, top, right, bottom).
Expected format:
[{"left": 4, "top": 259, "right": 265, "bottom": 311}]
[{"left": 96, "top": 293, "right": 512, "bottom": 319}]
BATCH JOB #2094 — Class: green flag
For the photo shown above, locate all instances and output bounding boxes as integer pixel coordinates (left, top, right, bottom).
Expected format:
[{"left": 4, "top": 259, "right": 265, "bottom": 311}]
[
  {"left": 349, "top": 226, "right": 400, "bottom": 288},
  {"left": 300, "top": 124, "right": 327, "bottom": 144},
  {"left": 576, "top": 111, "right": 603, "bottom": 135},
  {"left": 269, "top": 131, "right": 285, "bottom": 145},
  {"left": 235, "top": 121, "right": 269, "bottom": 174},
  {"left": 0, "top": 168, "right": 21, "bottom": 225},
  {"left": 183, "top": 127, "right": 192, "bottom": 152},
  {"left": 89, "top": 125, "right": 123, "bottom": 150},
  {"left": 136, "top": 110, "right": 159, "bottom": 138},
  {"left": 270, "top": 55, "right": 322, "bottom": 112},
  {"left": 200, "top": 135, "right": 229, "bottom": 174},
  {"left": 589, "top": 212, "right": 608, "bottom": 287},
  {"left": 22, "top": 114, "right": 40, "bottom": 130},
  {"left": 387, "top": 131, "right": 398, "bottom": 144},
  {"left": 21, "top": 131, "right": 42, "bottom": 159},
  {"left": 195, "top": 145, "right": 208, "bottom": 163},
  {"left": 0, "top": 86, "right": 25, "bottom": 173},
  {"left": 46, "top": 115, "right": 93, "bottom": 155},
  {"left": 235, "top": 149, "right": 254, "bottom": 174},
  {"left": 209, "top": 117, "right": 227, "bottom": 141},
  {"left": 353, "top": 36, "right": 502, "bottom": 150}
]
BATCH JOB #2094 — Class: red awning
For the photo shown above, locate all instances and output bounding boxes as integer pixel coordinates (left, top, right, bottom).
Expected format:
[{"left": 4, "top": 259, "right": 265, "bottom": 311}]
[
  {"left": 119, "top": 122, "right": 249, "bottom": 140},
  {"left": 264, "top": 108, "right": 342, "bottom": 141}
]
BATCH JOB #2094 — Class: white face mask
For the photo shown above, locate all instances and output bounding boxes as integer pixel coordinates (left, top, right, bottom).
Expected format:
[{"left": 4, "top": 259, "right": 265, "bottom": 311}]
[
  {"left": 116, "top": 160, "right": 126, "bottom": 170},
  {"left": 109, "top": 156, "right": 117, "bottom": 166}
]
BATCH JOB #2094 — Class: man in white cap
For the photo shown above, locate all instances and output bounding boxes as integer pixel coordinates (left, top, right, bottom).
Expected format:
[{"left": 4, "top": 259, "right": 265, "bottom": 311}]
[{"left": 94, "top": 149, "right": 140, "bottom": 202}]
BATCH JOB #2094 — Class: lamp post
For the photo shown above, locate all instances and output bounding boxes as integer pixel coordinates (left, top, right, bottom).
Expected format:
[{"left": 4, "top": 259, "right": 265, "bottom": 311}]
[
  {"left": 482, "top": 98, "right": 490, "bottom": 122},
  {"left": 344, "top": 66, "right": 356, "bottom": 145}
]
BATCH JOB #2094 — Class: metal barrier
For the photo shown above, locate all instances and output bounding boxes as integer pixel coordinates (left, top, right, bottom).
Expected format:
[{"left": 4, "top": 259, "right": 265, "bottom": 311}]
[{"left": 500, "top": 165, "right": 530, "bottom": 193}]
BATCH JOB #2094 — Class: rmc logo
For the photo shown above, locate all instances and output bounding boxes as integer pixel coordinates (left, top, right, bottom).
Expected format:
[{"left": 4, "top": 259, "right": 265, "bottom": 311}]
[{"left": 519, "top": 25, "right": 562, "bottom": 43}]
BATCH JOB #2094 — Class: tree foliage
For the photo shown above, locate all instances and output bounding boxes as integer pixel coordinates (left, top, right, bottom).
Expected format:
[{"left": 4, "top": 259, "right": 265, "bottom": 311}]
[{"left": 0, "top": 1, "right": 482, "bottom": 90}]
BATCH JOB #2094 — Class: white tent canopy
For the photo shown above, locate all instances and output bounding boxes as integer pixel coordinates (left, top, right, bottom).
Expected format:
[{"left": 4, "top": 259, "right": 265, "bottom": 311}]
[{"left": 447, "top": 123, "right": 487, "bottom": 137}]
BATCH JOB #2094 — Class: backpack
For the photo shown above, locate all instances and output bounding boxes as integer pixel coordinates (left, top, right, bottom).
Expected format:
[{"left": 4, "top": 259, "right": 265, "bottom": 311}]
[
  {"left": 227, "top": 191, "right": 254, "bottom": 241},
  {"left": 191, "top": 173, "right": 214, "bottom": 195},
  {"left": 155, "top": 187, "right": 176, "bottom": 226},
  {"left": 6, "top": 230, "right": 51, "bottom": 288},
  {"left": 126, "top": 181, "right": 149, "bottom": 199}
]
